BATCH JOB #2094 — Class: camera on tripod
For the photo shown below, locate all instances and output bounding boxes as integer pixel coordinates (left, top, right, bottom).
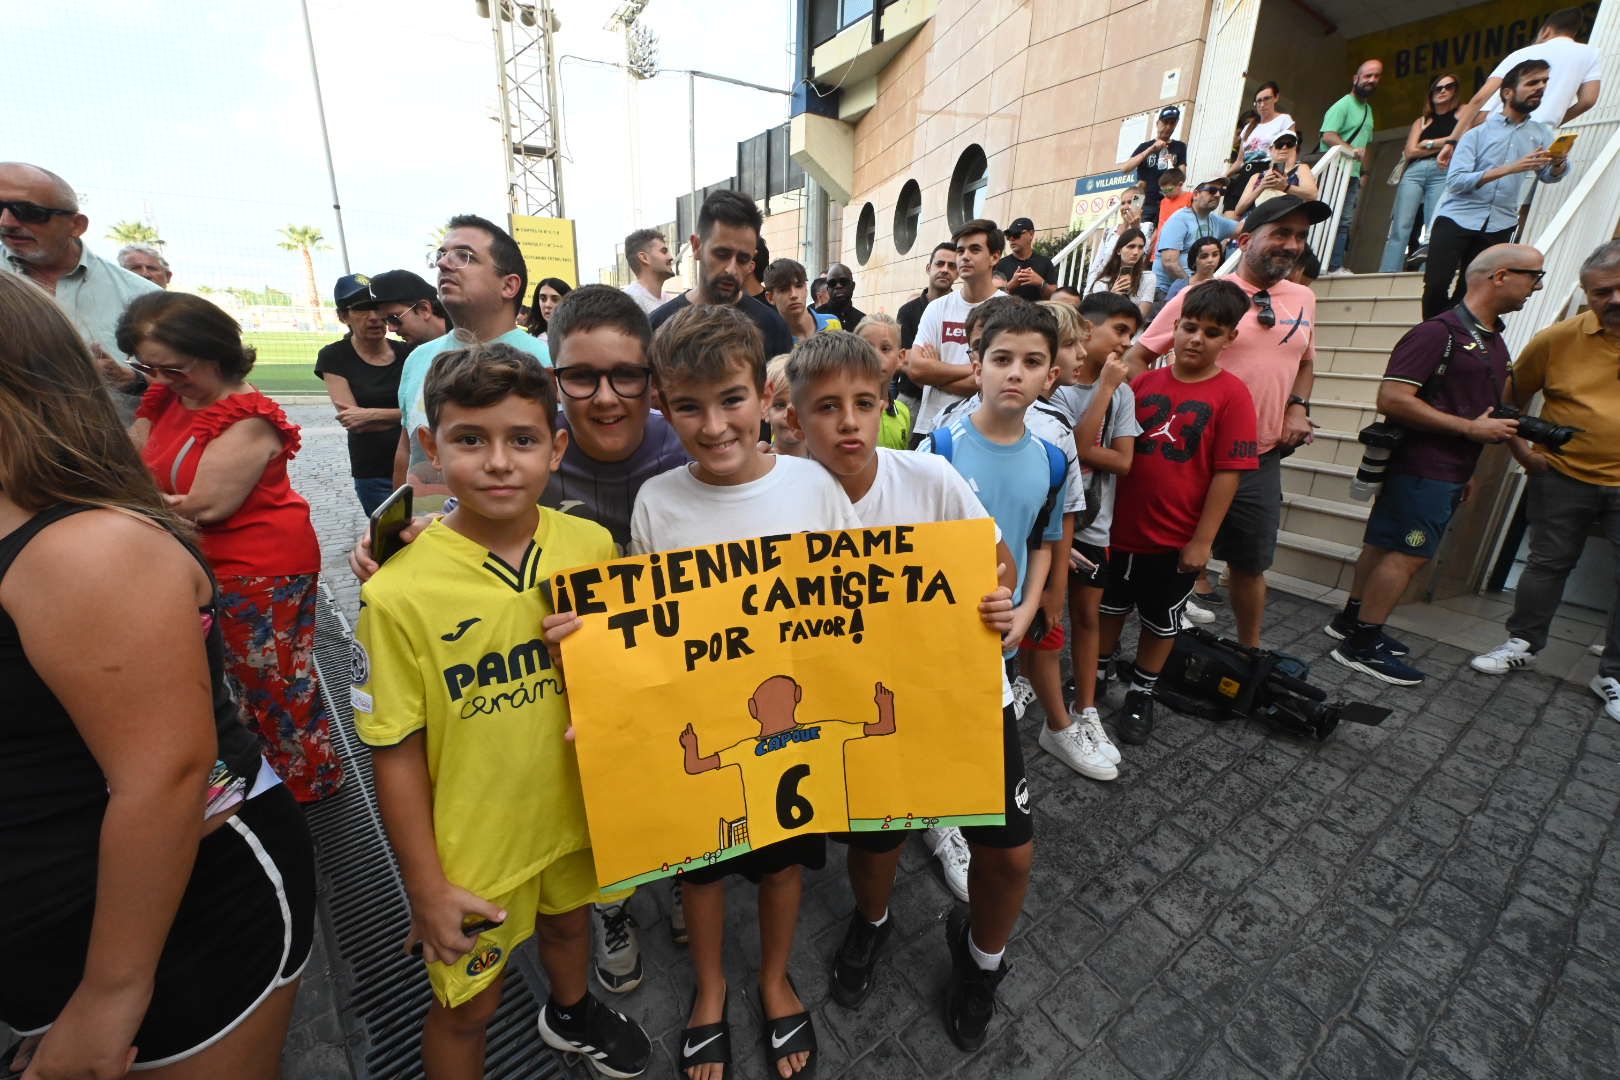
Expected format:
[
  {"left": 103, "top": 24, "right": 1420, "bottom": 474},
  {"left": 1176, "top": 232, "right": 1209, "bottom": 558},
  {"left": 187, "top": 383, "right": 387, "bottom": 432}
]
[{"left": 1488, "top": 404, "right": 1581, "bottom": 451}]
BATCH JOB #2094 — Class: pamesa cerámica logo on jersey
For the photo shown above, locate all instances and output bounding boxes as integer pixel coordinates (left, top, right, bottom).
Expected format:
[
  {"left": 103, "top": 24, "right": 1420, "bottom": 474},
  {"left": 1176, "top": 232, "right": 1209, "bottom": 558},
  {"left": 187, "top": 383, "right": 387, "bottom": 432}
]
[{"left": 442, "top": 637, "right": 563, "bottom": 718}]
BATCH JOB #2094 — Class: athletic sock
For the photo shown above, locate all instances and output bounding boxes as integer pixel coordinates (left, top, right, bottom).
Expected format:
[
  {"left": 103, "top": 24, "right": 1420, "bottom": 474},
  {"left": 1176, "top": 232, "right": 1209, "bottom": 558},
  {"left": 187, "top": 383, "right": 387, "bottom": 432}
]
[
  {"left": 967, "top": 931, "right": 1004, "bottom": 972},
  {"left": 548, "top": 993, "right": 591, "bottom": 1034},
  {"left": 1347, "top": 621, "right": 1383, "bottom": 652},
  {"left": 1342, "top": 597, "right": 1362, "bottom": 622},
  {"left": 1129, "top": 664, "right": 1160, "bottom": 696},
  {"left": 869, "top": 909, "right": 890, "bottom": 929}
]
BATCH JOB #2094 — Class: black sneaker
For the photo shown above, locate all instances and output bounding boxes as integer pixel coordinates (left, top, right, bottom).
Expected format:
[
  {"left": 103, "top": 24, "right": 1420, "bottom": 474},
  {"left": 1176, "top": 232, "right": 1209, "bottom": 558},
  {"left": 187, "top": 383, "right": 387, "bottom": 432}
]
[
  {"left": 1331, "top": 640, "right": 1427, "bottom": 686},
  {"left": 538, "top": 993, "right": 651, "bottom": 1078},
  {"left": 830, "top": 910, "right": 893, "bottom": 1008},
  {"left": 945, "top": 908, "right": 1006, "bottom": 1052},
  {"left": 1115, "top": 689, "right": 1154, "bottom": 746},
  {"left": 1324, "top": 614, "right": 1410, "bottom": 656}
]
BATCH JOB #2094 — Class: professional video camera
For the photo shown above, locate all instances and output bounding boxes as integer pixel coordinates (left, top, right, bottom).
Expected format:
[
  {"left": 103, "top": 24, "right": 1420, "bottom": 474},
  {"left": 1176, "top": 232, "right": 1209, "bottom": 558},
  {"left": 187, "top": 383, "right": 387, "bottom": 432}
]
[
  {"left": 1488, "top": 404, "right": 1581, "bottom": 451},
  {"left": 1150, "top": 627, "right": 1390, "bottom": 740}
]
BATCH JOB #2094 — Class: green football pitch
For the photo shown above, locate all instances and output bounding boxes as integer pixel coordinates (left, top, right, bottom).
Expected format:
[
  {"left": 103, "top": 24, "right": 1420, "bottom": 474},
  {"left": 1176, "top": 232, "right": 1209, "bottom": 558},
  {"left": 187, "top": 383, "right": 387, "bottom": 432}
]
[{"left": 243, "top": 331, "right": 331, "bottom": 395}]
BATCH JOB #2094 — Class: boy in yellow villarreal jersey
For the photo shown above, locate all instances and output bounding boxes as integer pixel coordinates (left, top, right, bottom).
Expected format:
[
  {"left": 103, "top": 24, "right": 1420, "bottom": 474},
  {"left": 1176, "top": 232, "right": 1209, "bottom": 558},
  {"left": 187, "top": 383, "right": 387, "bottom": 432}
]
[
  {"left": 351, "top": 342, "right": 651, "bottom": 1080},
  {"left": 680, "top": 675, "right": 896, "bottom": 850}
]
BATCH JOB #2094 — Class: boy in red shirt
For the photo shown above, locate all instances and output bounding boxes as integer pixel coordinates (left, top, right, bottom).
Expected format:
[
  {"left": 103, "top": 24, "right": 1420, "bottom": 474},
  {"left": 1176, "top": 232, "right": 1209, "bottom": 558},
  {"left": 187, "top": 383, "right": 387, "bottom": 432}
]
[{"left": 1101, "top": 280, "right": 1259, "bottom": 745}]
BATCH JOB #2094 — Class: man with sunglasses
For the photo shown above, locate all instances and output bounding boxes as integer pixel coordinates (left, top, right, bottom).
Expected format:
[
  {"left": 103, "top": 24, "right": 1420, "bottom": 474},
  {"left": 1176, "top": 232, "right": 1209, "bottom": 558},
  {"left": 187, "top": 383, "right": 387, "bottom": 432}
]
[
  {"left": 368, "top": 269, "right": 448, "bottom": 347},
  {"left": 0, "top": 161, "right": 158, "bottom": 420},
  {"left": 1326, "top": 245, "right": 1542, "bottom": 687},
  {"left": 1126, "top": 195, "right": 1331, "bottom": 648},
  {"left": 1151, "top": 178, "right": 1236, "bottom": 303}
]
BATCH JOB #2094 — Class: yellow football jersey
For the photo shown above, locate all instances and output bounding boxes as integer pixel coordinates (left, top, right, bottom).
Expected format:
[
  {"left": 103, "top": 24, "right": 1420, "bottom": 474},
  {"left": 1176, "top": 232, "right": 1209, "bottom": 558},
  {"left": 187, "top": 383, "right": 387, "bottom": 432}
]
[
  {"left": 352, "top": 510, "right": 615, "bottom": 900},
  {"left": 711, "top": 720, "right": 873, "bottom": 852}
]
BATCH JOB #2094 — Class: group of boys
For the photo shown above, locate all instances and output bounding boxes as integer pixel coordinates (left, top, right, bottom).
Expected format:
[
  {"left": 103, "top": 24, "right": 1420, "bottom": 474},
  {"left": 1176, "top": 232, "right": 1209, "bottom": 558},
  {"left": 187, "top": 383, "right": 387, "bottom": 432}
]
[{"left": 345, "top": 192, "right": 1268, "bottom": 1080}]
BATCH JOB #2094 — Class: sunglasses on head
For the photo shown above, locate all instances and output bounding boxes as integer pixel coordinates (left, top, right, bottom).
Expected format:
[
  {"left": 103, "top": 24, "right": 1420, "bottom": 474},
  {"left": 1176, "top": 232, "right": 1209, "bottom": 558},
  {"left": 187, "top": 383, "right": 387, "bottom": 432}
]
[{"left": 0, "top": 200, "right": 76, "bottom": 225}]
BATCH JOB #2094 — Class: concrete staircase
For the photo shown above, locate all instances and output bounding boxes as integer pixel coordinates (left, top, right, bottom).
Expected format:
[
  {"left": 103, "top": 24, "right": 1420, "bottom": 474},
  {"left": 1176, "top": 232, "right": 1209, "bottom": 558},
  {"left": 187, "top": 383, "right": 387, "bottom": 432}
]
[{"left": 1272, "top": 272, "right": 1424, "bottom": 590}]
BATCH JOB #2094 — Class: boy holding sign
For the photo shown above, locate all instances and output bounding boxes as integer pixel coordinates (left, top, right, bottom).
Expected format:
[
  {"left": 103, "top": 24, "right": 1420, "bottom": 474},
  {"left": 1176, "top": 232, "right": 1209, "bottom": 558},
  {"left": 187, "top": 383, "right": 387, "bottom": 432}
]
[
  {"left": 780, "top": 330, "right": 1030, "bottom": 1051},
  {"left": 350, "top": 344, "right": 652, "bottom": 1079},
  {"left": 551, "top": 303, "right": 860, "bottom": 1080}
]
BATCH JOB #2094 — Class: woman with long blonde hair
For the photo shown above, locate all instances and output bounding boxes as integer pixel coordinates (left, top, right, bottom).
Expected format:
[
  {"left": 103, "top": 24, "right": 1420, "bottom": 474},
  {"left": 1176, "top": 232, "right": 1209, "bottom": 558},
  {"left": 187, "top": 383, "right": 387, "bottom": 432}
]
[{"left": 0, "top": 273, "right": 315, "bottom": 1079}]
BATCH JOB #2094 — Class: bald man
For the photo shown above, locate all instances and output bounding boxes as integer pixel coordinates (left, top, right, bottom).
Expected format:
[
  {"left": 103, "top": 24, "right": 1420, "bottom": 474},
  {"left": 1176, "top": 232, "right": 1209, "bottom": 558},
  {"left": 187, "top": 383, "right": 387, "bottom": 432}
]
[
  {"left": 1325, "top": 243, "right": 1545, "bottom": 687},
  {"left": 1, "top": 161, "right": 158, "bottom": 419}
]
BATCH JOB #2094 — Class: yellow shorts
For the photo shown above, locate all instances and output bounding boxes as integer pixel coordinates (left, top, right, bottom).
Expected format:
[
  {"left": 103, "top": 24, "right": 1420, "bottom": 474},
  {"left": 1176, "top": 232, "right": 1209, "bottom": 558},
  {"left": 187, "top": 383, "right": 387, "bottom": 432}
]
[{"left": 426, "top": 848, "right": 630, "bottom": 1008}]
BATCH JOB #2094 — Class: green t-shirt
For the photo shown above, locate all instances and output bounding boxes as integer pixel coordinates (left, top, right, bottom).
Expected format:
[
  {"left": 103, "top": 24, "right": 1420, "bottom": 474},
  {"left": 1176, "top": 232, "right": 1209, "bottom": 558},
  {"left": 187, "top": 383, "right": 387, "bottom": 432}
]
[{"left": 1319, "top": 94, "right": 1375, "bottom": 176}]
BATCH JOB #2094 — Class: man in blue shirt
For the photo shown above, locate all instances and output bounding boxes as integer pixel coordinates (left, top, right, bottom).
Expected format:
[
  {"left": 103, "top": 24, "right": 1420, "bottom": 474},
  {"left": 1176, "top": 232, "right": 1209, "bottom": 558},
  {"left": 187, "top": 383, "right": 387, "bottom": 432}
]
[
  {"left": 1152, "top": 180, "right": 1237, "bottom": 301},
  {"left": 1422, "top": 59, "right": 1569, "bottom": 318}
]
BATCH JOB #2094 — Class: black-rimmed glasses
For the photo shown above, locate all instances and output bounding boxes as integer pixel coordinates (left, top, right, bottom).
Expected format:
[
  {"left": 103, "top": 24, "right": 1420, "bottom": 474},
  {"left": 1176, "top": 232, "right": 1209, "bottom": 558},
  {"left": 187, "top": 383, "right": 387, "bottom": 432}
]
[
  {"left": 1252, "top": 290, "right": 1277, "bottom": 329},
  {"left": 0, "top": 200, "right": 76, "bottom": 225},
  {"left": 1503, "top": 268, "right": 1546, "bottom": 282},
  {"left": 554, "top": 365, "right": 652, "bottom": 400}
]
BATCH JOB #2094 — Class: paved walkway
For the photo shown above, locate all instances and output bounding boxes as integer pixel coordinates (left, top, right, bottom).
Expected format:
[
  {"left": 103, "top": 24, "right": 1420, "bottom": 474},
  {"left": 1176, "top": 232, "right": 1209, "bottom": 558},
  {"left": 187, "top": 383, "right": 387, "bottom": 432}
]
[{"left": 277, "top": 405, "right": 1618, "bottom": 1079}]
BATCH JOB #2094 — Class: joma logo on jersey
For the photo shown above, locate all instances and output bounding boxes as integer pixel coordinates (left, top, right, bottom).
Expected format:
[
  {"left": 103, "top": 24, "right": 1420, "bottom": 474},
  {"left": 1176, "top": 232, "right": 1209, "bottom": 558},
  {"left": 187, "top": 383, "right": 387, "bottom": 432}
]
[
  {"left": 443, "top": 639, "right": 552, "bottom": 701},
  {"left": 755, "top": 725, "right": 823, "bottom": 756}
]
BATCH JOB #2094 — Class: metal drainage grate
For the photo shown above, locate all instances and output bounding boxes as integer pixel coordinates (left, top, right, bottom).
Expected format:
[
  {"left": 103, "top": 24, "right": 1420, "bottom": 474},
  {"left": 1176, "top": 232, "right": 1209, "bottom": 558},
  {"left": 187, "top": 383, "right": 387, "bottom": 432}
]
[{"left": 307, "top": 582, "right": 568, "bottom": 1080}]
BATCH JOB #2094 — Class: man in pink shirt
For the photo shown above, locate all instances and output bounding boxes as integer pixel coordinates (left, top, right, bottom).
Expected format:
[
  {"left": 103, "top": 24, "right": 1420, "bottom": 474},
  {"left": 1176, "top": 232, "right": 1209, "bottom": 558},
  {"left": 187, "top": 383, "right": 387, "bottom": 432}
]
[{"left": 1123, "top": 195, "right": 1330, "bottom": 646}]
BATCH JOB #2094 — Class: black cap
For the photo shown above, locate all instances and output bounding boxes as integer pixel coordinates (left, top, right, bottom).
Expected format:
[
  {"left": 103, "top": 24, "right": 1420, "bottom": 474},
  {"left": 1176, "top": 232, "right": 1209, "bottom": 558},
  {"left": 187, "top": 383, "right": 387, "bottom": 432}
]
[
  {"left": 367, "top": 269, "right": 438, "bottom": 305},
  {"left": 1006, "top": 217, "right": 1036, "bottom": 236},
  {"left": 1241, "top": 194, "right": 1333, "bottom": 233},
  {"left": 1158, "top": 105, "right": 1181, "bottom": 123},
  {"left": 333, "top": 273, "right": 373, "bottom": 309}
]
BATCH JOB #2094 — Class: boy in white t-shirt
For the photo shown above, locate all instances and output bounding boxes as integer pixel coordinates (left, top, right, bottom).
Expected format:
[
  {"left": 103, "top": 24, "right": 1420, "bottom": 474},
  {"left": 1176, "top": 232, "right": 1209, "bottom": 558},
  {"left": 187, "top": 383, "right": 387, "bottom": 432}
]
[
  {"left": 780, "top": 329, "right": 1031, "bottom": 1054},
  {"left": 906, "top": 218, "right": 1009, "bottom": 440},
  {"left": 547, "top": 304, "right": 858, "bottom": 1080}
]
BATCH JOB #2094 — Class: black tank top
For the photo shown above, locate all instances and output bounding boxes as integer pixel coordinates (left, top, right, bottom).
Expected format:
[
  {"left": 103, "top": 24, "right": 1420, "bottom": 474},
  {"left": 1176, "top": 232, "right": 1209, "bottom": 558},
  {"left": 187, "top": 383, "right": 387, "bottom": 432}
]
[
  {"left": 1419, "top": 112, "right": 1458, "bottom": 144},
  {"left": 0, "top": 504, "right": 262, "bottom": 930}
]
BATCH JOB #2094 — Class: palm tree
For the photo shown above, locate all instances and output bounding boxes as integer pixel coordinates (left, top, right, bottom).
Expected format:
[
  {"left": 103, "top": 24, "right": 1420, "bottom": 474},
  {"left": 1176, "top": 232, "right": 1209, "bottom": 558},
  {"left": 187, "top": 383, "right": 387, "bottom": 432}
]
[
  {"left": 426, "top": 225, "right": 448, "bottom": 253},
  {"left": 277, "top": 225, "right": 330, "bottom": 312},
  {"left": 108, "top": 220, "right": 162, "bottom": 247}
]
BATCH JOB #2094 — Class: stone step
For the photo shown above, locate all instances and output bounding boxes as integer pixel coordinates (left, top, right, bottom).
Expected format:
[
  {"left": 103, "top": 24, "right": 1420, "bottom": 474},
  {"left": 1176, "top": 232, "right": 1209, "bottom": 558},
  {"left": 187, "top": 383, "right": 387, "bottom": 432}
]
[
  {"left": 1290, "top": 428, "right": 1365, "bottom": 469},
  {"left": 1281, "top": 491, "right": 1369, "bottom": 549},
  {"left": 1315, "top": 321, "right": 1410, "bottom": 350},
  {"left": 1308, "top": 397, "right": 1379, "bottom": 432},
  {"left": 1314, "top": 345, "right": 1395, "bottom": 376},
  {"left": 1315, "top": 295, "right": 1423, "bottom": 324},
  {"left": 1312, "top": 271, "right": 1424, "bottom": 299},
  {"left": 1311, "top": 372, "right": 1382, "bottom": 406},
  {"left": 1271, "top": 528, "right": 1360, "bottom": 591},
  {"left": 1281, "top": 457, "right": 1366, "bottom": 503}
]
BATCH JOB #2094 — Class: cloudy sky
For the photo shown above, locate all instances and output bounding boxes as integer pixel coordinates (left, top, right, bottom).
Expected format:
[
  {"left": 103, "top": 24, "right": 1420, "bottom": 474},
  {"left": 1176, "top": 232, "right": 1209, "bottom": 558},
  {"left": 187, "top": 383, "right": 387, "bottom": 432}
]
[{"left": 12, "top": 0, "right": 793, "bottom": 300}]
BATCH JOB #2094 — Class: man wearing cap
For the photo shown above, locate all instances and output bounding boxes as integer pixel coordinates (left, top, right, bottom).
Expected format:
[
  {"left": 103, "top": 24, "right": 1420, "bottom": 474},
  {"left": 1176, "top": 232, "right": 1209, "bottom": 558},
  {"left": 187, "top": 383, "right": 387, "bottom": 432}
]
[
  {"left": 315, "top": 274, "right": 410, "bottom": 515},
  {"left": 1, "top": 161, "right": 159, "bottom": 422},
  {"left": 368, "top": 268, "right": 449, "bottom": 347},
  {"left": 1126, "top": 194, "right": 1331, "bottom": 647},
  {"left": 1118, "top": 106, "right": 1187, "bottom": 233},
  {"left": 1151, "top": 179, "right": 1237, "bottom": 303},
  {"left": 994, "top": 218, "right": 1057, "bottom": 302}
]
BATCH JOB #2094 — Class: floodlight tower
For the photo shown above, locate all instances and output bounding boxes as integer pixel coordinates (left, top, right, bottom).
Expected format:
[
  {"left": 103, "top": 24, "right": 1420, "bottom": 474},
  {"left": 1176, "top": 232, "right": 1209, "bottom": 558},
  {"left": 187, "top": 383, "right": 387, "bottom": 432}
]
[
  {"left": 477, "top": 0, "right": 565, "bottom": 219},
  {"left": 608, "top": 1, "right": 659, "bottom": 232}
]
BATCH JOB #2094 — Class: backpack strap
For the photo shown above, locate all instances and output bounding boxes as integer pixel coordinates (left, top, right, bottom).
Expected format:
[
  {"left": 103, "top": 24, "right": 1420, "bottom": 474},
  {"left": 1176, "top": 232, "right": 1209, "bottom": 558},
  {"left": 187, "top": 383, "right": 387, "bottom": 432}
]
[
  {"left": 926, "top": 423, "right": 954, "bottom": 462},
  {"left": 1026, "top": 437, "right": 1068, "bottom": 551}
]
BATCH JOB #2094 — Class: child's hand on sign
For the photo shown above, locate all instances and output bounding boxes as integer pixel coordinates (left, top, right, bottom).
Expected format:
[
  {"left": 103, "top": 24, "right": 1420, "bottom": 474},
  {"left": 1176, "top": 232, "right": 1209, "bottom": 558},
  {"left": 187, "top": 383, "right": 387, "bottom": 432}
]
[
  {"left": 978, "top": 563, "right": 1014, "bottom": 637},
  {"left": 541, "top": 610, "right": 583, "bottom": 740},
  {"left": 405, "top": 880, "right": 506, "bottom": 966}
]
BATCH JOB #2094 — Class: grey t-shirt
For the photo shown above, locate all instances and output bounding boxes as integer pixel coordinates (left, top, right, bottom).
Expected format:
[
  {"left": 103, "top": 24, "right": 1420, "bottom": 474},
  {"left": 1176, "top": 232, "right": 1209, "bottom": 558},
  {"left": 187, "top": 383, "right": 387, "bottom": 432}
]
[
  {"left": 542, "top": 412, "right": 688, "bottom": 549},
  {"left": 1050, "top": 382, "right": 1141, "bottom": 547}
]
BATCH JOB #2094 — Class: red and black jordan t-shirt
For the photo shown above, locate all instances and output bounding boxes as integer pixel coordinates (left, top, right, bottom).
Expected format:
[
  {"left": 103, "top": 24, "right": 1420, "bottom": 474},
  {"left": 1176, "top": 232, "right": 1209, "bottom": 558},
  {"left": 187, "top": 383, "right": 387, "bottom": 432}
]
[{"left": 1112, "top": 366, "right": 1260, "bottom": 554}]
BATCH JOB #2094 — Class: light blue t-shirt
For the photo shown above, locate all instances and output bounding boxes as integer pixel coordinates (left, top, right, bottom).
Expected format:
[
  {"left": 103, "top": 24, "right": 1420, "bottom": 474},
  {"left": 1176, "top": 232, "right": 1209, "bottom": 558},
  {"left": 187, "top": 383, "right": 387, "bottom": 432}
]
[
  {"left": 924, "top": 416, "right": 1064, "bottom": 611},
  {"left": 398, "top": 327, "right": 551, "bottom": 441},
  {"left": 1153, "top": 209, "right": 1238, "bottom": 294}
]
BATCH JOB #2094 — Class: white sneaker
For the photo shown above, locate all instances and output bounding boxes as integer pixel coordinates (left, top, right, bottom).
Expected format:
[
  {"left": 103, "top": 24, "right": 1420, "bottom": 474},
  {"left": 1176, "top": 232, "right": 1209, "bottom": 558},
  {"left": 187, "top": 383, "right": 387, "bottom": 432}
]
[
  {"left": 1470, "top": 638, "right": 1536, "bottom": 675},
  {"left": 1073, "top": 706, "right": 1121, "bottom": 765},
  {"left": 1039, "top": 720, "right": 1118, "bottom": 781},
  {"left": 1011, "top": 675, "right": 1037, "bottom": 718},
  {"left": 924, "top": 826, "right": 971, "bottom": 902},
  {"left": 1592, "top": 676, "right": 1620, "bottom": 723},
  {"left": 590, "top": 901, "right": 644, "bottom": 993},
  {"left": 1323, "top": 267, "right": 1355, "bottom": 277},
  {"left": 1591, "top": 642, "right": 1606, "bottom": 657},
  {"left": 1183, "top": 600, "right": 1215, "bottom": 625}
]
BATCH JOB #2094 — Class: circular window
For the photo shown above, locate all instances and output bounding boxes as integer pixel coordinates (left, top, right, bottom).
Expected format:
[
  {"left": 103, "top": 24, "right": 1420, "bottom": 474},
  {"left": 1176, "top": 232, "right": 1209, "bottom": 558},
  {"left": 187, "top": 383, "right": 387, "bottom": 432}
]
[
  {"left": 855, "top": 202, "right": 877, "bottom": 265},
  {"left": 893, "top": 179, "right": 922, "bottom": 255},
  {"left": 948, "top": 144, "right": 989, "bottom": 231}
]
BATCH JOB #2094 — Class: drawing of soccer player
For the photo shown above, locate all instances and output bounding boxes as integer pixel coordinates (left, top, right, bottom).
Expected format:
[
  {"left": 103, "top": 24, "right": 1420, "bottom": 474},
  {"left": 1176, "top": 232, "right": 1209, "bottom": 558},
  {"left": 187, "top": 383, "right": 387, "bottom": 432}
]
[{"left": 680, "top": 676, "right": 896, "bottom": 850}]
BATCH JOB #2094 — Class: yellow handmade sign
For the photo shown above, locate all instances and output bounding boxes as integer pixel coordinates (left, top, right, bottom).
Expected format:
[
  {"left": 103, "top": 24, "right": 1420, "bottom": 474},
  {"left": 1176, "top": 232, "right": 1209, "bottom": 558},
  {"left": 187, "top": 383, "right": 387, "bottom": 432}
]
[{"left": 552, "top": 519, "right": 1005, "bottom": 891}]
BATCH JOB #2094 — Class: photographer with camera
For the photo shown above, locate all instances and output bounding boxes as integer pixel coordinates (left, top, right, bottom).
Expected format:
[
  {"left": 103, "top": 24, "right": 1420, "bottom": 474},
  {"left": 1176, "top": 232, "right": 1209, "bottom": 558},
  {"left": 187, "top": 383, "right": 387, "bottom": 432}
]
[
  {"left": 1472, "top": 240, "right": 1620, "bottom": 723},
  {"left": 1326, "top": 245, "right": 1543, "bottom": 685}
]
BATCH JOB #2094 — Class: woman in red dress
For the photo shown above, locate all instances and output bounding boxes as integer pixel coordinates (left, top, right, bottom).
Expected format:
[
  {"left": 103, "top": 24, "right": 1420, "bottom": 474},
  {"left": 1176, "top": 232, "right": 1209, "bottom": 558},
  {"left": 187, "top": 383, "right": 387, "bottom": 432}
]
[{"left": 120, "top": 292, "right": 342, "bottom": 802}]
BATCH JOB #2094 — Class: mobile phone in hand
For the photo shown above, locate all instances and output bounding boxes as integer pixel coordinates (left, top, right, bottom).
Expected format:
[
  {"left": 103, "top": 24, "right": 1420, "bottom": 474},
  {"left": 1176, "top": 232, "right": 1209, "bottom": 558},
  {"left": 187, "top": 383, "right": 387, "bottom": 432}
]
[{"left": 370, "top": 484, "right": 413, "bottom": 566}]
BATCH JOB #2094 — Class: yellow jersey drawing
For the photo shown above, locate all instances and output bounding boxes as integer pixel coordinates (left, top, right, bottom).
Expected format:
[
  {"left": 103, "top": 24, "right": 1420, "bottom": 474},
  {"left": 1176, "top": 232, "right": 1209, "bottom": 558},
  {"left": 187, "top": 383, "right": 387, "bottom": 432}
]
[{"left": 680, "top": 676, "right": 897, "bottom": 853}]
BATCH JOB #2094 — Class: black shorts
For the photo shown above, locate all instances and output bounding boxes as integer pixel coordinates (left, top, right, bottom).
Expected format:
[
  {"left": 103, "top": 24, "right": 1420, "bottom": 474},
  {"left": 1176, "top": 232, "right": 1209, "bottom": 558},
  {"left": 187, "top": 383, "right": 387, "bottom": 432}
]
[
  {"left": 1099, "top": 550, "right": 1197, "bottom": 638},
  {"left": 678, "top": 833, "right": 828, "bottom": 886},
  {"left": 1212, "top": 448, "right": 1283, "bottom": 574},
  {"left": 838, "top": 704, "right": 1032, "bottom": 853},
  {"left": 2, "top": 784, "right": 316, "bottom": 1067},
  {"left": 1069, "top": 540, "right": 1109, "bottom": 588}
]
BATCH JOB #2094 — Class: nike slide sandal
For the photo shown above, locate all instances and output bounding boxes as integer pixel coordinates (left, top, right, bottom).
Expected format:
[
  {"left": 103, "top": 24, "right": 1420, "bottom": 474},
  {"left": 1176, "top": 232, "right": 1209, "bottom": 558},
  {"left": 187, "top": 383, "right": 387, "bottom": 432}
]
[
  {"left": 678, "top": 989, "right": 731, "bottom": 1078},
  {"left": 760, "top": 981, "right": 817, "bottom": 1080}
]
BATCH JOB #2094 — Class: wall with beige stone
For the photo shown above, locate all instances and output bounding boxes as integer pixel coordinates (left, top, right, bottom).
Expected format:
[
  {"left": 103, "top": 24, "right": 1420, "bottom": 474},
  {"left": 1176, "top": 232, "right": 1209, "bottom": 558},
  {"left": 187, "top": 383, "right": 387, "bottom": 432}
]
[{"left": 836, "top": 0, "right": 1215, "bottom": 319}]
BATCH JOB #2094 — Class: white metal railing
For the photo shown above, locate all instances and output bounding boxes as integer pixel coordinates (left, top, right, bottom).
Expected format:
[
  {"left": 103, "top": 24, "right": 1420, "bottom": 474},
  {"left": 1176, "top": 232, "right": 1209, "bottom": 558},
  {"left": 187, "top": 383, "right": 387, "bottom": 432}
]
[{"left": 1051, "top": 205, "right": 1124, "bottom": 292}]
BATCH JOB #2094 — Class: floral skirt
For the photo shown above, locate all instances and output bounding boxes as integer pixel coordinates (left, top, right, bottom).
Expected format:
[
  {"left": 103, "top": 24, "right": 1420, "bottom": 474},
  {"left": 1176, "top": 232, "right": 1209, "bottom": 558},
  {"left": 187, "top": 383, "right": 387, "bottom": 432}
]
[{"left": 218, "top": 574, "right": 344, "bottom": 802}]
